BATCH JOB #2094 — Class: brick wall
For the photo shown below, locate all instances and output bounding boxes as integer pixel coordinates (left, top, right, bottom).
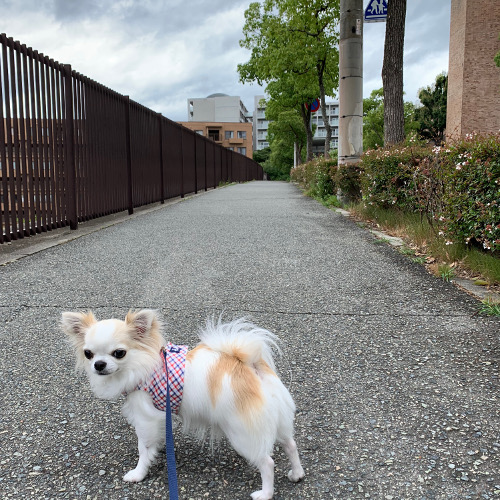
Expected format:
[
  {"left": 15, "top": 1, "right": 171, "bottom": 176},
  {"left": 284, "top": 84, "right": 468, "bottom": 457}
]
[{"left": 447, "top": 0, "right": 500, "bottom": 138}]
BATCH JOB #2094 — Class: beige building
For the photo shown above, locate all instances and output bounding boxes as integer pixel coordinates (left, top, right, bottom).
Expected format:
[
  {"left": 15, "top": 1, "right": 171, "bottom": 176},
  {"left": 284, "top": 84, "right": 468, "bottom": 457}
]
[
  {"left": 179, "top": 121, "right": 253, "bottom": 158},
  {"left": 447, "top": 0, "right": 500, "bottom": 138}
]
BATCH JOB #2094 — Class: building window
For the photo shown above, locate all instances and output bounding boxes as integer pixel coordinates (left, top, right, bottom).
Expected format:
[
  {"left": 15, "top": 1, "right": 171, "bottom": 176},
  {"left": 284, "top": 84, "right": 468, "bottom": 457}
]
[
  {"left": 195, "top": 130, "right": 203, "bottom": 135},
  {"left": 227, "top": 147, "right": 234, "bottom": 151},
  {"left": 225, "top": 130, "right": 234, "bottom": 139},
  {"left": 208, "top": 129, "right": 220, "bottom": 141},
  {"left": 237, "top": 131, "right": 247, "bottom": 139},
  {"left": 238, "top": 147, "right": 246, "bottom": 155}
]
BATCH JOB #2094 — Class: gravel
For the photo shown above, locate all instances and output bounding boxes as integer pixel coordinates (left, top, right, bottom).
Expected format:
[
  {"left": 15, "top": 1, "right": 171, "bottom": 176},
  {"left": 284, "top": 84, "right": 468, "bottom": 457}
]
[{"left": 0, "top": 181, "right": 498, "bottom": 499}]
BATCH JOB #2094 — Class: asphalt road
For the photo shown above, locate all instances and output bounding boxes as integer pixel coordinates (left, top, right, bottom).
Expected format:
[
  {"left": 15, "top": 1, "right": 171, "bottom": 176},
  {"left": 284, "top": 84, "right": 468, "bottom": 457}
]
[{"left": 1, "top": 181, "right": 499, "bottom": 499}]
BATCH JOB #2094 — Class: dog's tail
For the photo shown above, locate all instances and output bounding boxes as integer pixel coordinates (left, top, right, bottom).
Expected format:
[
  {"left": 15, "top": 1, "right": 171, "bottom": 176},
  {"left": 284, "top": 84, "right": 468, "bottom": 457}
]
[{"left": 199, "top": 316, "right": 280, "bottom": 372}]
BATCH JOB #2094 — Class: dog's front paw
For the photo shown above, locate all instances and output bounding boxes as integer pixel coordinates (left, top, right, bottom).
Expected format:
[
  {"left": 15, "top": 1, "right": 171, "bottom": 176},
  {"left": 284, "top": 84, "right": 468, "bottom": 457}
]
[
  {"left": 123, "top": 468, "right": 147, "bottom": 482},
  {"left": 250, "top": 490, "right": 273, "bottom": 500},
  {"left": 287, "top": 466, "right": 305, "bottom": 482}
]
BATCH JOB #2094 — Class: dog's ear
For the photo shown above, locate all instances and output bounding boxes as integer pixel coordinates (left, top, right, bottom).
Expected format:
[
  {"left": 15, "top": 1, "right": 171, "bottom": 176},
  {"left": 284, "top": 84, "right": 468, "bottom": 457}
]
[
  {"left": 125, "top": 309, "right": 159, "bottom": 338},
  {"left": 61, "top": 311, "right": 97, "bottom": 341}
]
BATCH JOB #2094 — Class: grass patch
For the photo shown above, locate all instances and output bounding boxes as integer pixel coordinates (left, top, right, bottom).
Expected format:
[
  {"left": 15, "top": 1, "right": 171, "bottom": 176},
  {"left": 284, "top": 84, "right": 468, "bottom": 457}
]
[
  {"left": 320, "top": 195, "right": 341, "bottom": 208},
  {"left": 350, "top": 203, "right": 433, "bottom": 249},
  {"left": 478, "top": 299, "right": 500, "bottom": 317},
  {"left": 350, "top": 202, "right": 500, "bottom": 286},
  {"left": 463, "top": 249, "right": 500, "bottom": 285},
  {"left": 438, "top": 264, "right": 455, "bottom": 282}
]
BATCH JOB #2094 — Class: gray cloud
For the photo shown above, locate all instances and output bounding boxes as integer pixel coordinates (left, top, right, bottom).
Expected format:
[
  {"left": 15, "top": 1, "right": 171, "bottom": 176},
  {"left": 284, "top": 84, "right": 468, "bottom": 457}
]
[{"left": 1, "top": 0, "right": 450, "bottom": 120}]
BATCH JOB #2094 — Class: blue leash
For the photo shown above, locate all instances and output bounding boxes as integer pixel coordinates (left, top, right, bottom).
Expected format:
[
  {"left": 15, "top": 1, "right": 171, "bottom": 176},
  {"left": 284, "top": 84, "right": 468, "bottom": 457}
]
[{"left": 163, "top": 349, "right": 179, "bottom": 500}]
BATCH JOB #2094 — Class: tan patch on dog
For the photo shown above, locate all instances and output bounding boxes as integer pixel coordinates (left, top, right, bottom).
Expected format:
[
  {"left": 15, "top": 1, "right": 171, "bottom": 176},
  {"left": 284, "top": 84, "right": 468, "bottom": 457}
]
[
  {"left": 208, "top": 352, "right": 264, "bottom": 421},
  {"left": 186, "top": 343, "right": 209, "bottom": 362},
  {"left": 255, "top": 359, "right": 277, "bottom": 377}
]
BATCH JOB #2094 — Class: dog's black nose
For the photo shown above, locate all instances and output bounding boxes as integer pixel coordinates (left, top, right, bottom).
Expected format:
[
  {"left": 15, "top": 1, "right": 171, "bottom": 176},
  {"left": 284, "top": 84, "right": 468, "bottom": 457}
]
[{"left": 94, "top": 360, "right": 107, "bottom": 372}]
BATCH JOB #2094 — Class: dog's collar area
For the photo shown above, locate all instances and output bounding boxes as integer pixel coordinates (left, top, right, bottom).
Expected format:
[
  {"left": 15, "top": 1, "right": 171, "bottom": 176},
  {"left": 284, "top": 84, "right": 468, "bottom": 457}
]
[{"left": 163, "top": 345, "right": 182, "bottom": 354}]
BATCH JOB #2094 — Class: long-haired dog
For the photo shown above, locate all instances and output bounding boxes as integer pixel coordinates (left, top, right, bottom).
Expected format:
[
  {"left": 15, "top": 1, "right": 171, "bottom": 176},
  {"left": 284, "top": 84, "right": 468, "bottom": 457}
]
[{"left": 61, "top": 309, "right": 304, "bottom": 499}]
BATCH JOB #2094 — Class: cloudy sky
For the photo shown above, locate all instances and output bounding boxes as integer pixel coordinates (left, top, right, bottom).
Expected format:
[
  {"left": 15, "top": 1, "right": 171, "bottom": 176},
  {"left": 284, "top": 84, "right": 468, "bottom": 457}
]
[{"left": 0, "top": 0, "right": 451, "bottom": 121}]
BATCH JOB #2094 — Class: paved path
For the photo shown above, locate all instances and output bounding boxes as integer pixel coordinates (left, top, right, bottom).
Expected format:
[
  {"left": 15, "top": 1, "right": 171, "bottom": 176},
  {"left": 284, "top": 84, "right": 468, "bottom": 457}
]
[{"left": 1, "top": 181, "right": 498, "bottom": 499}]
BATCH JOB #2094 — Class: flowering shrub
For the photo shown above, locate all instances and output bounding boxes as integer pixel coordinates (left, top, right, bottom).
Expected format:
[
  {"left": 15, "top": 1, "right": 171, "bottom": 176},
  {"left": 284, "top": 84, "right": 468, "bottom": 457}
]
[
  {"left": 290, "top": 157, "right": 337, "bottom": 198},
  {"left": 335, "top": 163, "right": 363, "bottom": 201},
  {"left": 439, "top": 133, "right": 500, "bottom": 252},
  {"left": 360, "top": 143, "right": 432, "bottom": 211}
]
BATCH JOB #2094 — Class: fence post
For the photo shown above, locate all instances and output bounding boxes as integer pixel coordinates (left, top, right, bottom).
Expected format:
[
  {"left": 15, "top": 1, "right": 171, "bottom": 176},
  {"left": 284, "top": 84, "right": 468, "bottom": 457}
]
[
  {"left": 125, "top": 96, "right": 133, "bottom": 214},
  {"left": 63, "top": 64, "right": 78, "bottom": 230},
  {"left": 158, "top": 113, "right": 165, "bottom": 204},
  {"left": 180, "top": 131, "right": 184, "bottom": 198}
]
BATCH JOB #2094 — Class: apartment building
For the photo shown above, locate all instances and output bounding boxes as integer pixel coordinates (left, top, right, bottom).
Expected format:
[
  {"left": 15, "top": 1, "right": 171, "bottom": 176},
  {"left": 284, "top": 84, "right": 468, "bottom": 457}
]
[
  {"left": 182, "top": 94, "right": 253, "bottom": 158},
  {"left": 311, "top": 101, "right": 339, "bottom": 155},
  {"left": 178, "top": 121, "right": 253, "bottom": 158},
  {"left": 187, "top": 94, "right": 251, "bottom": 123},
  {"left": 253, "top": 95, "right": 269, "bottom": 151},
  {"left": 252, "top": 96, "right": 340, "bottom": 155}
]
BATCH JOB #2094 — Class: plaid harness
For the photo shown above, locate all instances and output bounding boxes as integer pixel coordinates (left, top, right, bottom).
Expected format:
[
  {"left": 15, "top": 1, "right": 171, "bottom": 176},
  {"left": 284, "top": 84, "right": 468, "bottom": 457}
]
[{"left": 135, "top": 343, "right": 188, "bottom": 414}]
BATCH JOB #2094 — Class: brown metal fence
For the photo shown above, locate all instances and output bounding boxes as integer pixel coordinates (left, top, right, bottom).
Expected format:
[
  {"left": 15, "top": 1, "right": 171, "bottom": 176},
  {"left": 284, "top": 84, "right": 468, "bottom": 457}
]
[{"left": 0, "top": 34, "right": 263, "bottom": 244}]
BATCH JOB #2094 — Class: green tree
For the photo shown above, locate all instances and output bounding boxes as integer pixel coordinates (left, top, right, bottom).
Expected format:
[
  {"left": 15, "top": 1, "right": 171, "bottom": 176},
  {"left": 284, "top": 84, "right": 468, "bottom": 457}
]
[
  {"left": 363, "top": 89, "right": 384, "bottom": 150},
  {"left": 363, "top": 88, "right": 419, "bottom": 150},
  {"left": 382, "top": 0, "right": 407, "bottom": 145},
  {"left": 414, "top": 73, "right": 448, "bottom": 144},
  {"left": 253, "top": 146, "right": 271, "bottom": 164},
  {"left": 264, "top": 75, "right": 317, "bottom": 161},
  {"left": 238, "top": 0, "right": 339, "bottom": 160}
]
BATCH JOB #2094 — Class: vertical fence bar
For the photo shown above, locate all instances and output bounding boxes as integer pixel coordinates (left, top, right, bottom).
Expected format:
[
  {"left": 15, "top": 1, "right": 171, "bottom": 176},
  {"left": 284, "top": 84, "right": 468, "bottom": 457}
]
[
  {"left": 204, "top": 137, "right": 208, "bottom": 191},
  {"left": 180, "top": 129, "right": 184, "bottom": 198},
  {"left": 64, "top": 64, "right": 77, "bottom": 229},
  {"left": 22, "top": 44, "right": 36, "bottom": 235},
  {"left": 15, "top": 41, "right": 29, "bottom": 236},
  {"left": 33, "top": 49, "right": 46, "bottom": 231},
  {"left": 40, "top": 55, "right": 53, "bottom": 229},
  {"left": 124, "top": 96, "right": 133, "bottom": 214},
  {"left": 158, "top": 113, "right": 164, "bottom": 204},
  {"left": 9, "top": 38, "right": 23, "bottom": 238},
  {"left": 46, "top": 57, "right": 57, "bottom": 228},
  {"left": 2, "top": 36, "right": 17, "bottom": 239},
  {"left": 0, "top": 36, "right": 9, "bottom": 242}
]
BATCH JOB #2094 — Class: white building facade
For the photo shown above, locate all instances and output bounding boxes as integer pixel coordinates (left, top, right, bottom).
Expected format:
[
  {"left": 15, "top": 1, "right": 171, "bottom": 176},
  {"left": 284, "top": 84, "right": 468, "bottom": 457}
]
[
  {"left": 253, "top": 95, "right": 269, "bottom": 152},
  {"left": 311, "top": 101, "right": 339, "bottom": 155},
  {"left": 187, "top": 94, "right": 251, "bottom": 123}
]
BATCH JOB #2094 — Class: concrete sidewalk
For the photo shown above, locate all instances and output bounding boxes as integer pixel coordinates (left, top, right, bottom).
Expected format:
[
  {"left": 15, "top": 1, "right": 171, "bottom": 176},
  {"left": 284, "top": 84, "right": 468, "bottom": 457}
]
[{"left": 1, "top": 181, "right": 498, "bottom": 499}]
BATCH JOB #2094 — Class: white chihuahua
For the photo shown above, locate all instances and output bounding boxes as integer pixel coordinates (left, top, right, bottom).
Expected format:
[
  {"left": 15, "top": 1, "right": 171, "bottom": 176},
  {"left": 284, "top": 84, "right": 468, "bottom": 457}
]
[{"left": 61, "top": 309, "right": 304, "bottom": 500}]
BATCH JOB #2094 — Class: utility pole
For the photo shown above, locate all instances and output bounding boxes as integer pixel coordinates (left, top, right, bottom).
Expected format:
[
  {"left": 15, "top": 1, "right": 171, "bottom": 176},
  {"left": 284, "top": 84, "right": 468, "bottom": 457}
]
[{"left": 339, "top": 0, "right": 363, "bottom": 165}]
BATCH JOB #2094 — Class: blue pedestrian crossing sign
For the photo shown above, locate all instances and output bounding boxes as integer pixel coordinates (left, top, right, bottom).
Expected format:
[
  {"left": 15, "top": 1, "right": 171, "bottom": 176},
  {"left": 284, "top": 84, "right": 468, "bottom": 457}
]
[{"left": 364, "top": 0, "right": 387, "bottom": 23}]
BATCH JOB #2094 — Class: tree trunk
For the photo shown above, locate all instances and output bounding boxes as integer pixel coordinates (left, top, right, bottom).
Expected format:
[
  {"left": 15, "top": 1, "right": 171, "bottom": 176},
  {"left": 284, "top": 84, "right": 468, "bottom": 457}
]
[
  {"left": 300, "top": 104, "right": 314, "bottom": 161},
  {"left": 318, "top": 60, "right": 332, "bottom": 159},
  {"left": 382, "top": 0, "right": 407, "bottom": 146}
]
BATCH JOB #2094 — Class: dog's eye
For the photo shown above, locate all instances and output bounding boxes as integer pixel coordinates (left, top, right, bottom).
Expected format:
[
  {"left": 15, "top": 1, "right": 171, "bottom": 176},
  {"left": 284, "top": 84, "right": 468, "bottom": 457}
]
[
  {"left": 112, "top": 349, "right": 126, "bottom": 359},
  {"left": 84, "top": 350, "right": 93, "bottom": 360}
]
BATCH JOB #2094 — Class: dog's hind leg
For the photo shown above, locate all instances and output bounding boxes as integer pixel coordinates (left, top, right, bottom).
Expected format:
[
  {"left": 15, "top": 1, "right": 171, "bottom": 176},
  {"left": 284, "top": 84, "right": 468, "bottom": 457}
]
[{"left": 281, "top": 437, "right": 304, "bottom": 482}]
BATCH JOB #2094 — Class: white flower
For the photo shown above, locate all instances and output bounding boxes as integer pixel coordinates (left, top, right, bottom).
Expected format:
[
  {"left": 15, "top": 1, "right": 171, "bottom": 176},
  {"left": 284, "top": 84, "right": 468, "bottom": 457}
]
[{"left": 445, "top": 241, "right": 453, "bottom": 246}]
